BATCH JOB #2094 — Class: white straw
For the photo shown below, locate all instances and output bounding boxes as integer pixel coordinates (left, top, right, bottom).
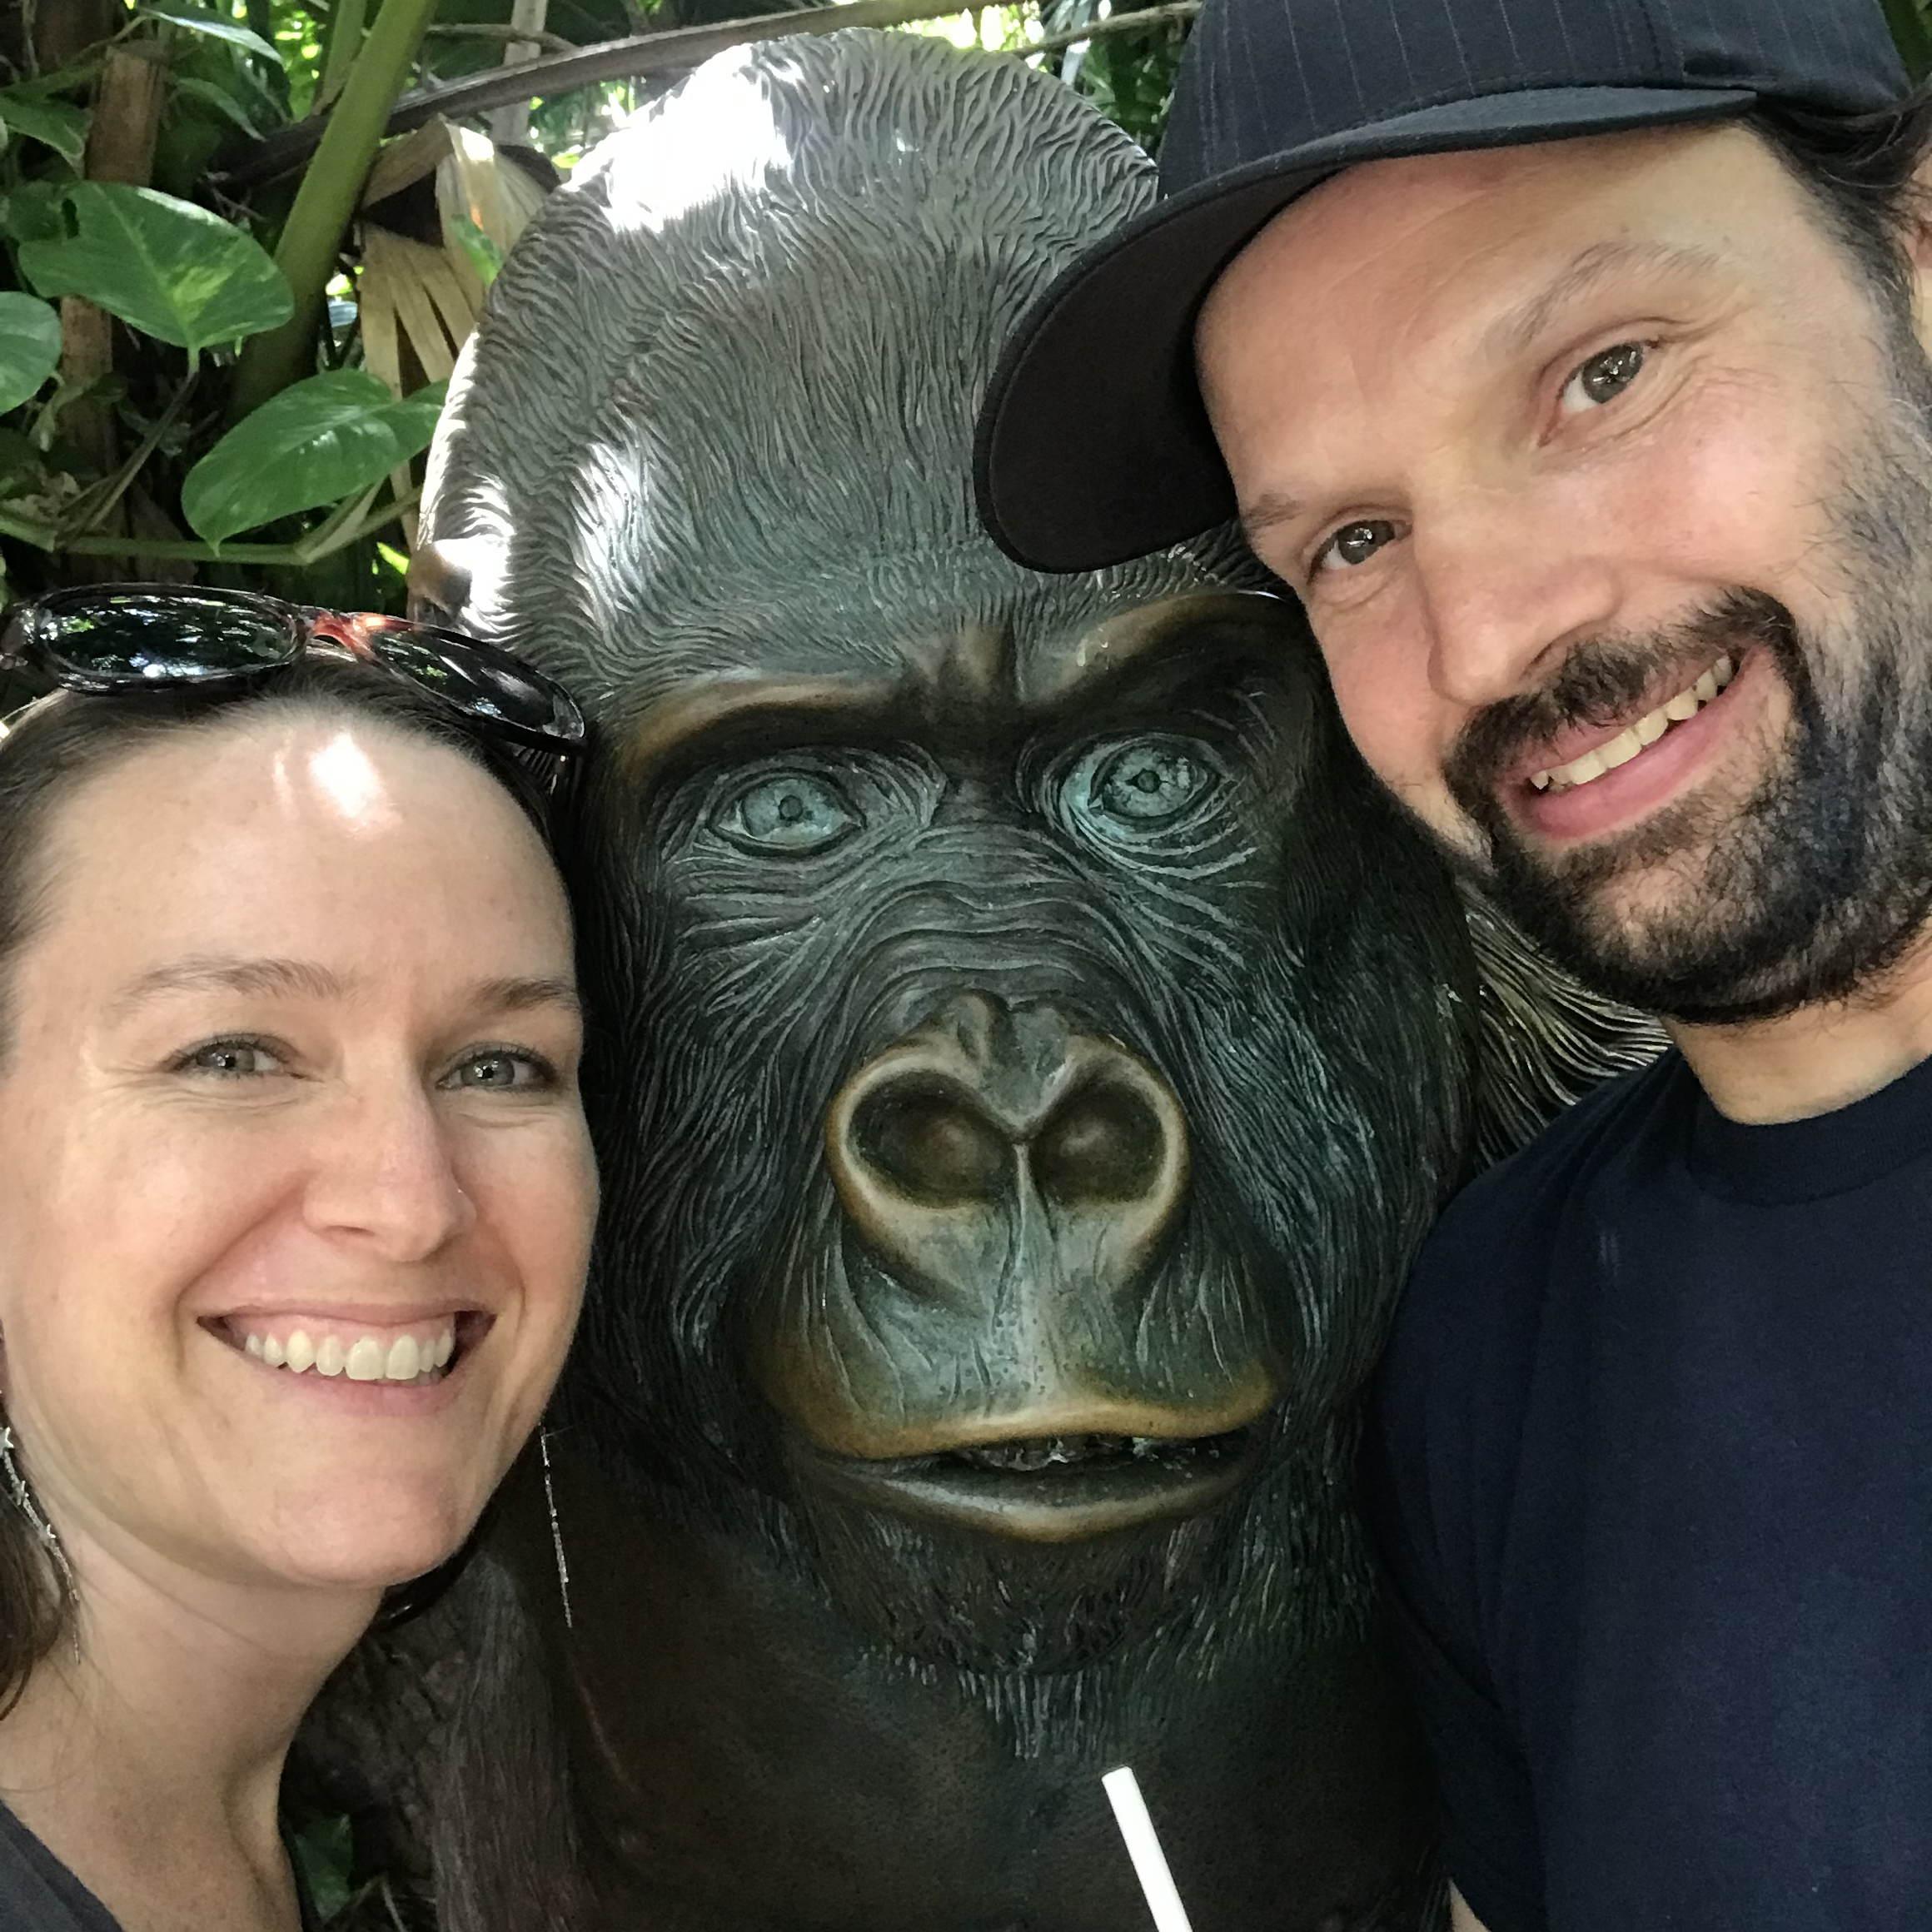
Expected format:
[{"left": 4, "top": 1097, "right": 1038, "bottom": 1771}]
[{"left": 1102, "top": 1765, "right": 1196, "bottom": 1932}]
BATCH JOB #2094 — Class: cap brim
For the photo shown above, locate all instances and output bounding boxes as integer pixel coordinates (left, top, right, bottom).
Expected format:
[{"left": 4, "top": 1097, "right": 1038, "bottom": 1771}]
[{"left": 974, "top": 83, "right": 1755, "bottom": 574}]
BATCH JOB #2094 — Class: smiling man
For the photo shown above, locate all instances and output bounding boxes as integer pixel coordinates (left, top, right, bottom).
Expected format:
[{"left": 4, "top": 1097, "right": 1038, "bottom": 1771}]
[{"left": 976, "top": 2, "right": 1932, "bottom": 1928}]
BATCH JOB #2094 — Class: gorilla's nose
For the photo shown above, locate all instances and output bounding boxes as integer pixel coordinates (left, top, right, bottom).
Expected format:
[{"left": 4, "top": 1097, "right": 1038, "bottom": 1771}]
[{"left": 825, "top": 993, "right": 1189, "bottom": 1287}]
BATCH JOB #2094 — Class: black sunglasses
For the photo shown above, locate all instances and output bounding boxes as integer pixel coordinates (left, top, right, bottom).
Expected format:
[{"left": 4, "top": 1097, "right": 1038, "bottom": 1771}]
[{"left": 0, "top": 584, "right": 585, "bottom": 761}]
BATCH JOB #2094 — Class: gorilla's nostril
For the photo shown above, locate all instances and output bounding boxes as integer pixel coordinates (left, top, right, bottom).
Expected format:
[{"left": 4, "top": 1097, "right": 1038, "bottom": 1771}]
[
  {"left": 1032, "top": 1083, "right": 1165, "bottom": 1204},
  {"left": 853, "top": 1084, "right": 1011, "bottom": 1204}
]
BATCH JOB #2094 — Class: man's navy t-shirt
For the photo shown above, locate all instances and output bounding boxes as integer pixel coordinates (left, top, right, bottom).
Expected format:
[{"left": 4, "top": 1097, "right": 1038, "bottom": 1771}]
[{"left": 1364, "top": 1047, "right": 1932, "bottom": 1931}]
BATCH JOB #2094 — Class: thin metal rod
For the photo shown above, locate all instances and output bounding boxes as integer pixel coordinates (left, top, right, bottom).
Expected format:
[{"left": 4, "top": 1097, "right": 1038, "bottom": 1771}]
[{"left": 1102, "top": 1766, "right": 1194, "bottom": 1932}]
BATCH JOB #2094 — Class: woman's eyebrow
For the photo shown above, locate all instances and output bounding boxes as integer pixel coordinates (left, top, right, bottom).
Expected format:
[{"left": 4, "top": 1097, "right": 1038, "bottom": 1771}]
[
  {"left": 471, "top": 975, "right": 582, "bottom": 1018},
  {"left": 108, "top": 955, "right": 347, "bottom": 1020},
  {"left": 1482, "top": 238, "right": 1727, "bottom": 364},
  {"left": 107, "top": 959, "right": 580, "bottom": 1021}
]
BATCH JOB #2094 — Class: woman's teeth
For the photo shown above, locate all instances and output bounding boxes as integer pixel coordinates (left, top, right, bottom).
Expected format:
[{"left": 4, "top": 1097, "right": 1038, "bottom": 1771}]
[
  {"left": 238, "top": 1326, "right": 456, "bottom": 1383},
  {"left": 1531, "top": 654, "right": 1737, "bottom": 794}
]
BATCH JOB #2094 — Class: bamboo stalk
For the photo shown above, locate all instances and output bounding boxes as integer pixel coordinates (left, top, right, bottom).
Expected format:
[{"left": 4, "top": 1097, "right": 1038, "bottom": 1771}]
[{"left": 227, "top": 0, "right": 444, "bottom": 421}]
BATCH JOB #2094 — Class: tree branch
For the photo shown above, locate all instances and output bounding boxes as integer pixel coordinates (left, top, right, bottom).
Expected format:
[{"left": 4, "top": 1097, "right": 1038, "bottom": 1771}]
[
  {"left": 1024, "top": 1, "right": 1199, "bottom": 57},
  {"left": 217, "top": 0, "right": 1018, "bottom": 187}
]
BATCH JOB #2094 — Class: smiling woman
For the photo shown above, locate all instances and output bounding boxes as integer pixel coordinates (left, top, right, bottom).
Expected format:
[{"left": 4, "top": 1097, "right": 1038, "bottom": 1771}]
[{"left": 0, "top": 590, "right": 598, "bottom": 1932}]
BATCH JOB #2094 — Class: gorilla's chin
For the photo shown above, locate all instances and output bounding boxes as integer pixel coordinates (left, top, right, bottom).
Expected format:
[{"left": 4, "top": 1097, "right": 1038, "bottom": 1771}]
[{"left": 786, "top": 1473, "right": 1259, "bottom": 1674}]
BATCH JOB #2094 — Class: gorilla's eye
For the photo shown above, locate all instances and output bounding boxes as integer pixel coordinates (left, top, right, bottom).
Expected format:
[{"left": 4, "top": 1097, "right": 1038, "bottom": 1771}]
[
  {"left": 1089, "top": 739, "right": 1218, "bottom": 826},
  {"left": 713, "top": 770, "right": 861, "bottom": 855}
]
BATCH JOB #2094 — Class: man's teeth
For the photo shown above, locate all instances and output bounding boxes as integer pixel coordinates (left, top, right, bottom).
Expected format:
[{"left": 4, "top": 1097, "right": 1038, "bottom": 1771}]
[
  {"left": 1531, "top": 655, "right": 1736, "bottom": 793},
  {"left": 239, "top": 1325, "right": 456, "bottom": 1384}
]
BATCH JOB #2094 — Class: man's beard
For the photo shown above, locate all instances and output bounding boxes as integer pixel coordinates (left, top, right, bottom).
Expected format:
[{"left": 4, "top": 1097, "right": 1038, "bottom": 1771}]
[{"left": 1437, "top": 342, "right": 1932, "bottom": 1027}]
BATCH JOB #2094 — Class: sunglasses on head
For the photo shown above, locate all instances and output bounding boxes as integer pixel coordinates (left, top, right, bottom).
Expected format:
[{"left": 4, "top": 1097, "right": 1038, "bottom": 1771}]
[{"left": 0, "top": 584, "right": 585, "bottom": 764}]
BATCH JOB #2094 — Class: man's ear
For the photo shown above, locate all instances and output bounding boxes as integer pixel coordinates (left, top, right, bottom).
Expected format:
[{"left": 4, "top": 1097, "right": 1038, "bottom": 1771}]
[{"left": 1903, "top": 152, "right": 1932, "bottom": 352}]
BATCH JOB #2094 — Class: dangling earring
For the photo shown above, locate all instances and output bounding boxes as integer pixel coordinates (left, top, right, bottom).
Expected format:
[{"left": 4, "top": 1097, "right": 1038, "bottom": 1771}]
[
  {"left": 540, "top": 1425, "right": 574, "bottom": 1631},
  {"left": 0, "top": 1422, "right": 80, "bottom": 1624}
]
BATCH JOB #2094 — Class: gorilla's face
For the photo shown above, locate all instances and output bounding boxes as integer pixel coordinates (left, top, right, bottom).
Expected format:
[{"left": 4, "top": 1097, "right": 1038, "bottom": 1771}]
[{"left": 564, "top": 585, "right": 1475, "bottom": 1671}]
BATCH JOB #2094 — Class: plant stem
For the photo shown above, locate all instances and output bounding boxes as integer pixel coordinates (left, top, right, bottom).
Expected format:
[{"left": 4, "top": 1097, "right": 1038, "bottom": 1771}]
[
  {"left": 0, "top": 488, "right": 420, "bottom": 565},
  {"left": 315, "top": 0, "right": 371, "bottom": 111},
  {"left": 227, "top": 0, "right": 443, "bottom": 421},
  {"left": 65, "top": 361, "right": 199, "bottom": 537}
]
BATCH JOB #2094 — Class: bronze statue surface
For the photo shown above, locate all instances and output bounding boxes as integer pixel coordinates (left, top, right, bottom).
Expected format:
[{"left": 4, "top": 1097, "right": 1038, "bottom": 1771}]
[{"left": 380, "top": 32, "right": 1661, "bottom": 1930}]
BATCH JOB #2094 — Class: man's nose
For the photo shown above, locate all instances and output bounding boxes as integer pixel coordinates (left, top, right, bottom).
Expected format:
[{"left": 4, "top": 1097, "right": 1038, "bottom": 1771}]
[
  {"left": 301, "top": 1083, "right": 475, "bottom": 1262},
  {"left": 1412, "top": 490, "right": 1623, "bottom": 710}
]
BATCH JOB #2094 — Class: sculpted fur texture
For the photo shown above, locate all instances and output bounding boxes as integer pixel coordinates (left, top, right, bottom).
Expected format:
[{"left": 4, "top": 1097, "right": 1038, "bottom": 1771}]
[{"left": 320, "top": 31, "right": 1662, "bottom": 1932}]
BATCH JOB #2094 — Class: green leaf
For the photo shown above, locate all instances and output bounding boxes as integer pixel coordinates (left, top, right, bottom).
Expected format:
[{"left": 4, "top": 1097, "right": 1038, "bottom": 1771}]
[
  {"left": 168, "top": 74, "right": 262, "bottom": 140},
  {"left": 4, "top": 181, "right": 67, "bottom": 246},
  {"left": 182, "top": 370, "right": 446, "bottom": 544},
  {"left": 18, "top": 184, "right": 291, "bottom": 354},
  {"left": 0, "top": 89, "right": 88, "bottom": 163},
  {"left": 139, "top": 2, "right": 282, "bottom": 65},
  {"left": 287, "top": 1815, "right": 354, "bottom": 1923},
  {"left": 446, "top": 206, "right": 505, "bottom": 290},
  {"left": 0, "top": 295, "right": 62, "bottom": 416}
]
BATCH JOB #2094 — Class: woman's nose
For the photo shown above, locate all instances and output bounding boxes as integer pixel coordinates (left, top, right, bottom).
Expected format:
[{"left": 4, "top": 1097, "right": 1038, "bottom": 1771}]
[
  {"left": 1412, "top": 492, "right": 1625, "bottom": 710},
  {"left": 301, "top": 1086, "right": 475, "bottom": 1262}
]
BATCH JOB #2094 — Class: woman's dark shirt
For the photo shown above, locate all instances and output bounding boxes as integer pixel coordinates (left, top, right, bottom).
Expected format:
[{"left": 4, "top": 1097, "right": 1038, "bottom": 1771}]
[
  {"left": 0, "top": 1804, "right": 119, "bottom": 1932},
  {"left": 0, "top": 1801, "right": 321, "bottom": 1931}
]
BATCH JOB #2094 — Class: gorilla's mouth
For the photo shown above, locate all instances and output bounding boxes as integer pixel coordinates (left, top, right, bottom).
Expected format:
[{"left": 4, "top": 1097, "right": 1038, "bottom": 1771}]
[{"left": 792, "top": 1421, "right": 1267, "bottom": 1544}]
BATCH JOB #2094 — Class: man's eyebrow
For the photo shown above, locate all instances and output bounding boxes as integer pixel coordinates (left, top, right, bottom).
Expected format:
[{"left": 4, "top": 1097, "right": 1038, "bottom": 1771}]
[
  {"left": 1482, "top": 238, "right": 1726, "bottom": 364},
  {"left": 1239, "top": 488, "right": 1311, "bottom": 545}
]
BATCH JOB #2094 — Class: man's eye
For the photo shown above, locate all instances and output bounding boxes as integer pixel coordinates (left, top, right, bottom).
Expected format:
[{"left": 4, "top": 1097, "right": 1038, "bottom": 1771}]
[
  {"left": 1315, "top": 519, "right": 1399, "bottom": 575},
  {"left": 1561, "top": 341, "right": 1649, "bottom": 415}
]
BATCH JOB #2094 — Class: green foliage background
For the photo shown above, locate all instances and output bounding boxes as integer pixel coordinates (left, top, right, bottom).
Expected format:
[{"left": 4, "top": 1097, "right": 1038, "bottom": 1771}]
[{"left": 0, "top": 0, "right": 1200, "bottom": 622}]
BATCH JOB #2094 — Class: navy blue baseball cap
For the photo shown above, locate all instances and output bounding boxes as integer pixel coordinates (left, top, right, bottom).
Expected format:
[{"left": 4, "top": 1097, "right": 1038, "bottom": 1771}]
[{"left": 974, "top": 0, "right": 1909, "bottom": 573}]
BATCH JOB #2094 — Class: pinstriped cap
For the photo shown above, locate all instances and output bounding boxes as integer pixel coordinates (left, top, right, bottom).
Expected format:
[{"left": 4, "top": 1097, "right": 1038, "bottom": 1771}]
[{"left": 973, "top": 0, "right": 1908, "bottom": 573}]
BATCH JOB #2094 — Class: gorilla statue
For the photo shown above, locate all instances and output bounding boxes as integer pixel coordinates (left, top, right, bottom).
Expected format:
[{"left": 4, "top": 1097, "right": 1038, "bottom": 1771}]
[{"left": 351, "top": 29, "right": 1659, "bottom": 1932}]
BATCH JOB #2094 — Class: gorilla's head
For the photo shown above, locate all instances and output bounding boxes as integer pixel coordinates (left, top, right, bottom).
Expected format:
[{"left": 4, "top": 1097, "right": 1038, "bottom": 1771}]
[{"left": 416, "top": 33, "right": 1630, "bottom": 1695}]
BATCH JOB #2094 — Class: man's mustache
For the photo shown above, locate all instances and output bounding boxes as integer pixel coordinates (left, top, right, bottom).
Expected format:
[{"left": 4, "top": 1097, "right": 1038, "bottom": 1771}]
[{"left": 1444, "top": 589, "right": 1799, "bottom": 814}]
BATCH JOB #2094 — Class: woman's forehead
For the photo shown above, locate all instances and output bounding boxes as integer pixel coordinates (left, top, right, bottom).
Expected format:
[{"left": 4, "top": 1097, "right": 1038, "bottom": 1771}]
[{"left": 23, "top": 715, "right": 570, "bottom": 998}]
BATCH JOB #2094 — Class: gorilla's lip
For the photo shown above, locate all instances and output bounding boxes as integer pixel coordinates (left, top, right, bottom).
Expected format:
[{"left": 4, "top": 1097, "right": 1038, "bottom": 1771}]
[{"left": 789, "top": 1422, "right": 1268, "bottom": 1544}]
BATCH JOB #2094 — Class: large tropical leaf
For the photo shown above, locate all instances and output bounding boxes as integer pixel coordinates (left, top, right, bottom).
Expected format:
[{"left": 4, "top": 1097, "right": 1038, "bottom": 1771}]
[
  {"left": 17, "top": 183, "right": 291, "bottom": 354},
  {"left": 0, "top": 293, "right": 62, "bottom": 416},
  {"left": 182, "top": 369, "right": 446, "bottom": 544}
]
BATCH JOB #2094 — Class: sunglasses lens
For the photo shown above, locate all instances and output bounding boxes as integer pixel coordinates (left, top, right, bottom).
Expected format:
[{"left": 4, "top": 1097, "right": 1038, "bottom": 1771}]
[
  {"left": 367, "top": 627, "right": 585, "bottom": 746},
  {"left": 35, "top": 589, "right": 291, "bottom": 685}
]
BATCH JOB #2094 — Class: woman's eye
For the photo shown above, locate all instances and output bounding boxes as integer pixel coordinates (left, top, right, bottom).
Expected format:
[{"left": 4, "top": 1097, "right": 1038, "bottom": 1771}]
[
  {"left": 1561, "top": 341, "right": 1649, "bottom": 416},
  {"left": 177, "top": 1038, "right": 285, "bottom": 1079},
  {"left": 1314, "top": 519, "right": 1399, "bottom": 575},
  {"left": 443, "top": 1049, "right": 555, "bottom": 1093}
]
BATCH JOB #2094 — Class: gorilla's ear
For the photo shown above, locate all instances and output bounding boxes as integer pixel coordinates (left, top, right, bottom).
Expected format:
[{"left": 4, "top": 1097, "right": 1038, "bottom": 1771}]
[
  {"left": 1460, "top": 883, "right": 1668, "bottom": 1168},
  {"left": 408, "top": 536, "right": 498, "bottom": 630}
]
